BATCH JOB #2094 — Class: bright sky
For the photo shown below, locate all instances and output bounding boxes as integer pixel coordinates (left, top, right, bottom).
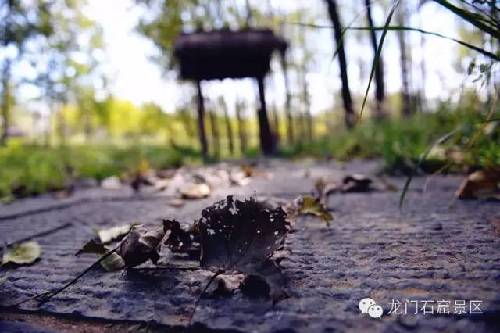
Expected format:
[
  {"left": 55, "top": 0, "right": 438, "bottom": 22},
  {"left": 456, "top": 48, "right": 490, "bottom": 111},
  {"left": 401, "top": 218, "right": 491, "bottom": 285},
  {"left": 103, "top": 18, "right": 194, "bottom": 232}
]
[{"left": 78, "top": 0, "right": 481, "bottom": 114}]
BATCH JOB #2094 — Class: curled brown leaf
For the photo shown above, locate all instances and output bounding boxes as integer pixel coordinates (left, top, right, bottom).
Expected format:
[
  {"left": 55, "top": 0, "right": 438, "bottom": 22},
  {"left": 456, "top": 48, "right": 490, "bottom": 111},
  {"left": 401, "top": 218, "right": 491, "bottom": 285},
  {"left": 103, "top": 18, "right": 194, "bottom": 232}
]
[{"left": 117, "top": 226, "right": 166, "bottom": 268}]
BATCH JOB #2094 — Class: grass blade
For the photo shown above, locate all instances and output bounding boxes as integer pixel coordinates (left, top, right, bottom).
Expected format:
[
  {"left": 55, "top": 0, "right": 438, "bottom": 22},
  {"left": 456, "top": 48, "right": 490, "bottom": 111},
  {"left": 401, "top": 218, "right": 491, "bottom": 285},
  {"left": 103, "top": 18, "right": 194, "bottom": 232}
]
[
  {"left": 358, "top": 0, "right": 401, "bottom": 121},
  {"left": 433, "top": 0, "right": 499, "bottom": 40},
  {"left": 398, "top": 128, "right": 459, "bottom": 209}
]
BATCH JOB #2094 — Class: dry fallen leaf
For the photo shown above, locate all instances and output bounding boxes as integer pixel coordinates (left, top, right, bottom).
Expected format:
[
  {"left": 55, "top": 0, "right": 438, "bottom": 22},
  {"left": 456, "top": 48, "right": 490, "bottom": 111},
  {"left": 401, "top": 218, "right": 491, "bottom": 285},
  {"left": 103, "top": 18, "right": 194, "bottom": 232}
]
[
  {"left": 241, "top": 164, "right": 256, "bottom": 177},
  {"left": 180, "top": 183, "right": 211, "bottom": 199},
  {"left": 167, "top": 198, "right": 185, "bottom": 208},
  {"left": 77, "top": 224, "right": 132, "bottom": 256},
  {"left": 456, "top": 169, "right": 500, "bottom": 200},
  {"left": 2, "top": 241, "right": 42, "bottom": 265},
  {"left": 296, "top": 195, "right": 334, "bottom": 226},
  {"left": 162, "top": 219, "right": 195, "bottom": 253},
  {"left": 117, "top": 226, "right": 166, "bottom": 268},
  {"left": 76, "top": 239, "right": 107, "bottom": 256},
  {"left": 78, "top": 224, "right": 165, "bottom": 271},
  {"left": 153, "top": 179, "right": 169, "bottom": 192},
  {"left": 97, "top": 224, "right": 132, "bottom": 244},
  {"left": 341, "top": 174, "right": 373, "bottom": 192},
  {"left": 101, "top": 176, "right": 122, "bottom": 190},
  {"left": 100, "top": 252, "right": 126, "bottom": 272},
  {"left": 197, "top": 196, "right": 288, "bottom": 270},
  {"left": 229, "top": 171, "right": 250, "bottom": 186},
  {"left": 203, "top": 274, "right": 243, "bottom": 298},
  {"left": 240, "top": 274, "right": 270, "bottom": 298},
  {"left": 314, "top": 177, "right": 342, "bottom": 199},
  {"left": 314, "top": 178, "right": 327, "bottom": 197},
  {"left": 240, "top": 259, "right": 287, "bottom": 302},
  {"left": 195, "top": 196, "right": 289, "bottom": 301}
]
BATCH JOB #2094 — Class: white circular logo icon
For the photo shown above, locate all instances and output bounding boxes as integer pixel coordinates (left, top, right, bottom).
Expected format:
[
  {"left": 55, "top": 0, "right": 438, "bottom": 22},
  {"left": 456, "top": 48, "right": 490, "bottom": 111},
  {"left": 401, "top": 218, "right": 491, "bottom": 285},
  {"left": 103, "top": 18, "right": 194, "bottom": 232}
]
[
  {"left": 359, "top": 298, "right": 383, "bottom": 319},
  {"left": 368, "top": 304, "right": 384, "bottom": 318},
  {"left": 359, "top": 298, "right": 376, "bottom": 314}
]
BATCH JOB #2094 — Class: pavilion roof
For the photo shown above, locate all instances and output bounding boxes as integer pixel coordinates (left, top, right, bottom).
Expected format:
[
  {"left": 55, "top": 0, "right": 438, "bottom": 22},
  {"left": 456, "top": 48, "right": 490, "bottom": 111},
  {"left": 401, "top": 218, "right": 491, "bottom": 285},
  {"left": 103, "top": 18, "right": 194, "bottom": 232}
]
[{"left": 174, "top": 28, "right": 288, "bottom": 81}]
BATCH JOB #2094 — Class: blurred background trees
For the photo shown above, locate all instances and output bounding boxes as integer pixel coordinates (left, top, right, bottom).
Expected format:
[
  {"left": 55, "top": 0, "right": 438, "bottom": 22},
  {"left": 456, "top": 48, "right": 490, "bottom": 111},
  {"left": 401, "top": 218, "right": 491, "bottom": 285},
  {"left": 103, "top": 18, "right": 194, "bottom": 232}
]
[{"left": 0, "top": 0, "right": 498, "bottom": 198}]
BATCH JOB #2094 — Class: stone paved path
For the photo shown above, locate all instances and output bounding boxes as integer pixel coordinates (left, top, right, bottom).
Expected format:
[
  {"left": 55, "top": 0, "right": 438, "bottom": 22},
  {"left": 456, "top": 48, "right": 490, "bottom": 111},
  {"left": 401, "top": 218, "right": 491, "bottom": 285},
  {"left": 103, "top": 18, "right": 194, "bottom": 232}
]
[{"left": 0, "top": 160, "right": 499, "bottom": 333}]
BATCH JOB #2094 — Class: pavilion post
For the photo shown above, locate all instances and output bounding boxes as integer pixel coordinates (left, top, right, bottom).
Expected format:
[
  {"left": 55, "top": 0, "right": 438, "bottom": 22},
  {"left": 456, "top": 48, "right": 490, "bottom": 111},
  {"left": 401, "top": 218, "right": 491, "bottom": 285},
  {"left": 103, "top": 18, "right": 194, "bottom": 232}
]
[
  {"left": 280, "top": 50, "right": 294, "bottom": 146},
  {"left": 196, "top": 80, "right": 209, "bottom": 161},
  {"left": 257, "top": 76, "right": 274, "bottom": 155}
]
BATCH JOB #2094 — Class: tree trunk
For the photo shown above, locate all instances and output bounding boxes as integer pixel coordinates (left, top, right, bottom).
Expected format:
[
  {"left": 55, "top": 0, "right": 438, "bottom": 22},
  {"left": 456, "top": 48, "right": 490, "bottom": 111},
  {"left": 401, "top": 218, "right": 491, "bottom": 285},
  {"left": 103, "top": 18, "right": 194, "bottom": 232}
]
[
  {"left": 298, "top": 27, "right": 313, "bottom": 141},
  {"left": 486, "top": 1, "right": 497, "bottom": 107},
  {"left": 416, "top": 3, "right": 427, "bottom": 113},
  {"left": 271, "top": 103, "right": 280, "bottom": 145},
  {"left": 326, "top": 0, "right": 355, "bottom": 128},
  {"left": 83, "top": 108, "right": 92, "bottom": 143},
  {"left": 196, "top": 81, "right": 209, "bottom": 161},
  {"left": 235, "top": 99, "right": 247, "bottom": 154},
  {"left": 280, "top": 51, "right": 294, "bottom": 145},
  {"left": 257, "top": 76, "right": 274, "bottom": 155},
  {"left": 245, "top": 0, "right": 252, "bottom": 27},
  {"left": 222, "top": 99, "right": 234, "bottom": 155},
  {"left": 396, "top": 7, "right": 412, "bottom": 117},
  {"left": 180, "top": 107, "right": 196, "bottom": 146},
  {"left": 1, "top": 59, "right": 11, "bottom": 146},
  {"left": 364, "top": 0, "right": 386, "bottom": 119},
  {"left": 301, "top": 63, "right": 313, "bottom": 141},
  {"left": 56, "top": 104, "right": 67, "bottom": 146},
  {"left": 208, "top": 109, "right": 220, "bottom": 158}
]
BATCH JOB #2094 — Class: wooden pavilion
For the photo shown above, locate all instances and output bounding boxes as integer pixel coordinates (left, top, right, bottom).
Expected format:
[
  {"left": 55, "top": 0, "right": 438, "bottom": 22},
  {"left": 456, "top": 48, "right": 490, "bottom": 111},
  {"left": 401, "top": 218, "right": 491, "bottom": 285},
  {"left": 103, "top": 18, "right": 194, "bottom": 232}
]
[{"left": 174, "top": 28, "right": 288, "bottom": 159}]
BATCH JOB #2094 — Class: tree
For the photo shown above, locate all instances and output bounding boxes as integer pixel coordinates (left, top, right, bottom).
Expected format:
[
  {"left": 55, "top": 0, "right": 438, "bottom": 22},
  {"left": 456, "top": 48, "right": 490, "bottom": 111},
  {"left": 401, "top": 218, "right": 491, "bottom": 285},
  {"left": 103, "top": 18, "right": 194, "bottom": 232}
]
[
  {"left": 279, "top": 47, "right": 294, "bottom": 145},
  {"left": 219, "top": 97, "right": 234, "bottom": 155},
  {"left": 42, "top": 1, "right": 104, "bottom": 145},
  {"left": 396, "top": 3, "right": 412, "bottom": 117},
  {"left": 0, "top": 0, "right": 104, "bottom": 146},
  {"left": 178, "top": 104, "right": 196, "bottom": 146},
  {"left": 140, "top": 102, "right": 167, "bottom": 140},
  {"left": 0, "top": 0, "right": 53, "bottom": 145},
  {"left": 325, "top": 0, "right": 356, "bottom": 128},
  {"left": 298, "top": 26, "right": 313, "bottom": 141},
  {"left": 208, "top": 107, "right": 220, "bottom": 158},
  {"left": 136, "top": 0, "right": 281, "bottom": 156},
  {"left": 1, "top": 59, "right": 11, "bottom": 145},
  {"left": 235, "top": 99, "right": 247, "bottom": 154},
  {"left": 363, "top": 0, "right": 386, "bottom": 119}
]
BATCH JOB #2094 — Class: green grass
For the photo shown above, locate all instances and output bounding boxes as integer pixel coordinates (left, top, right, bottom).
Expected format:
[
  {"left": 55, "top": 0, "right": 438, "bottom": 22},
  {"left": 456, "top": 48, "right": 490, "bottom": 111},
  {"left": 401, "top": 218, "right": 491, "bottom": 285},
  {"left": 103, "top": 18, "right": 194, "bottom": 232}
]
[
  {"left": 0, "top": 104, "right": 498, "bottom": 200},
  {"left": 280, "top": 106, "right": 499, "bottom": 175},
  {"left": 0, "top": 144, "right": 198, "bottom": 199}
]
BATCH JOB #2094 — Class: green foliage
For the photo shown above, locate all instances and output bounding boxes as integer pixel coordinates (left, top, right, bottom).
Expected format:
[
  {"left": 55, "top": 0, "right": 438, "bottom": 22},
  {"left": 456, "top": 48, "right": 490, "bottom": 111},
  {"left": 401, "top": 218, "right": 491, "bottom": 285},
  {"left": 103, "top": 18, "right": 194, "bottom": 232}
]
[
  {"left": 282, "top": 104, "right": 499, "bottom": 174},
  {"left": 0, "top": 145, "right": 195, "bottom": 198}
]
